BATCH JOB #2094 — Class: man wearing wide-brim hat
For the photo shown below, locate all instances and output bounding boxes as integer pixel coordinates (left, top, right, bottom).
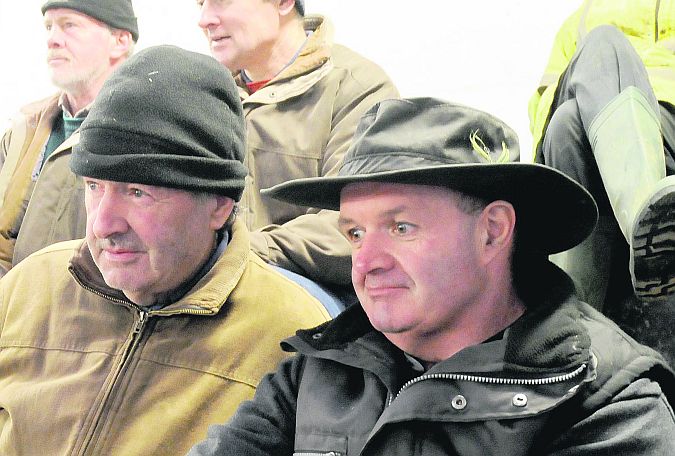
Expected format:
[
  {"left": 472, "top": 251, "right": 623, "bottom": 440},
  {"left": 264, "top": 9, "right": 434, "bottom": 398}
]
[{"left": 190, "top": 98, "right": 675, "bottom": 456}]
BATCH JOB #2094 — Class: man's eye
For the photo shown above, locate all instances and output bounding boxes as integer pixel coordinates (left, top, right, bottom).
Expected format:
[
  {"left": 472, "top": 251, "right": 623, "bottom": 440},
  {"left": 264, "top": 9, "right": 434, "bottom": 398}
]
[
  {"left": 393, "top": 222, "right": 415, "bottom": 236},
  {"left": 346, "top": 228, "right": 364, "bottom": 242},
  {"left": 86, "top": 181, "right": 99, "bottom": 191},
  {"left": 131, "top": 188, "right": 146, "bottom": 198}
]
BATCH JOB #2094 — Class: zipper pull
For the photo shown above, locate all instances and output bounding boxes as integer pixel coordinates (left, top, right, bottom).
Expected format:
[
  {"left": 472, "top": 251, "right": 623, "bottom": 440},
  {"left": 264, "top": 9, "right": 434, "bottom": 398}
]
[{"left": 133, "top": 311, "right": 148, "bottom": 335}]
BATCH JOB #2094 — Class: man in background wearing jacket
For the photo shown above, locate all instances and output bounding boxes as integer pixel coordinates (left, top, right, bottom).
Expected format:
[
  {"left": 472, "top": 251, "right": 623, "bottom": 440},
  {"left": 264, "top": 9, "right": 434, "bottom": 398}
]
[
  {"left": 189, "top": 98, "right": 675, "bottom": 455},
  {"left": 0, "top": 45, "right": 330, "bottom": 456},
  {"left": 0, "top": 0, "right": 137, "bottom": 277},
  {"left": 197, "top": 0, "right": 398, "bottom": 290}
]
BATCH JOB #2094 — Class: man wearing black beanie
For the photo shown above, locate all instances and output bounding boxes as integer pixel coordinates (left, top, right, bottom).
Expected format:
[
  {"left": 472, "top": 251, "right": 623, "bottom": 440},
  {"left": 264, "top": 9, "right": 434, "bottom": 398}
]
[
  {"left": 0, "top": 0, "right": 137, "bottom": 277},
  {"left": 0, "top": 45, "right": 330, "bottom": 456}
]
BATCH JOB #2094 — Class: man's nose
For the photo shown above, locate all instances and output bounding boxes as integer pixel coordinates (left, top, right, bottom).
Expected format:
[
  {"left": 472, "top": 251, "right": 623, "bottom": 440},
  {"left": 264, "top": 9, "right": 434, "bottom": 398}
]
[
  {"left": 197, "top": 1, "right": 219, "bottom": 31},
  {"left": 352, "top": 233, "right": 394, "bottom": 276},
  {"left": 89, "top": 191, "right": 129, "bottom": 239},
  {"left": 46, "top": 25, "right": 64, "bottom": 49}
]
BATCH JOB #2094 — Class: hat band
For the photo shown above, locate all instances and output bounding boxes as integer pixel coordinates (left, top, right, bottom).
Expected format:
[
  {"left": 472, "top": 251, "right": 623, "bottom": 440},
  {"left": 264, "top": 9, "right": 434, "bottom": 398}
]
[
  {"left": 339, "top": 152, "right": 463, "bottom": 177},
  {"left": 71, "top": 127, "right": 247, "bottom": 200}
]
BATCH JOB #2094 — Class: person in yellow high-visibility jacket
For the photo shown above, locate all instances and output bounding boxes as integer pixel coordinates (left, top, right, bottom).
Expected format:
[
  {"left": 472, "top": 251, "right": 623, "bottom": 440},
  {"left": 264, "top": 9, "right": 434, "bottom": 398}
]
[{"left": 528, "top": 0, "right": 675, "bottom": 313}]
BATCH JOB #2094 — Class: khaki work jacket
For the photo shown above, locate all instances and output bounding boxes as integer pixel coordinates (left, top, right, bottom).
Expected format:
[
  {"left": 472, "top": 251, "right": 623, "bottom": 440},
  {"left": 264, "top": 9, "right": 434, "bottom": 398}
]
[
  {"left": 243, "top": 15, "right": 398, "bottom": 286},
  {"left": 0, "top": 93, "right": 63, "bottom": 275},
  {"left": 0, "top": 220, "right": 330, "bottom": 455}
]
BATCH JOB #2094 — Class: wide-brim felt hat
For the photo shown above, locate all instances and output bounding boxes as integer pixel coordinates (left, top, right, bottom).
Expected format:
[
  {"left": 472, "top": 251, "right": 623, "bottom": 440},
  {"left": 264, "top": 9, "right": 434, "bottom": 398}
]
[{"left": 263, "top": 98, "right": 598, "bottom": 255}]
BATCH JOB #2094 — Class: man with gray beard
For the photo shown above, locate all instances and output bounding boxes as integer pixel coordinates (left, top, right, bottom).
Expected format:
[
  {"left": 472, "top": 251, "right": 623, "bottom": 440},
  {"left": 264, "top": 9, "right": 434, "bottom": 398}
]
[{"left": 0, "top": 0, "right": 137, "bottom": 277}]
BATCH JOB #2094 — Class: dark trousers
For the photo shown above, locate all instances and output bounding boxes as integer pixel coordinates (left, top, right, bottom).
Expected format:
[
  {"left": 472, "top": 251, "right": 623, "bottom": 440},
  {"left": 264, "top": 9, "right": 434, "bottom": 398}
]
[{"left": 540, "top": 25, "right": 675, "bottom": 215}]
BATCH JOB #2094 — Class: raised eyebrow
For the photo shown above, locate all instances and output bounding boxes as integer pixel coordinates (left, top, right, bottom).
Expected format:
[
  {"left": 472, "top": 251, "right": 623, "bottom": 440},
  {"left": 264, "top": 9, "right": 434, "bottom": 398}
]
[
  {"left": 338, "top": 205, "right": 413, "bottom": 226},
  {"left": 127, "top": 182, "right": 158, "bottom": 191},
  {"left": 381, "top": 205, "right": 410, "bottom": 218},
  {"left": 337, "top": 216, "right": 355, "bottom": 228},
  {"left": 46, "top": 15, "right": 79, "bottom": 27}
]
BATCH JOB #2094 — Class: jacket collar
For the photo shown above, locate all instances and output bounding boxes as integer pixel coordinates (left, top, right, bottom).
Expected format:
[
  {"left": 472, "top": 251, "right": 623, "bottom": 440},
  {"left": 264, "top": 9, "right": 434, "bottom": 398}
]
[
  {"left": 49, "top": 131, "right": 80, "bottom": 160},
  {"left": 236, "top": 15, "right": 333, "bottom": 104},
  {"left": 276, "top": 14, "right": 333, "bottom": 82},
  {"left": 57, "top": 92, "right": 92, "bottom": 118},
  {"left": 19, "top": 93, "right": 62, "bottom": 124},
  {"left": 285, "top": 260, "right": 593, "bottom": 376},
  {"left": 68, "top": 219, "right": 251, "bottom": 315}
]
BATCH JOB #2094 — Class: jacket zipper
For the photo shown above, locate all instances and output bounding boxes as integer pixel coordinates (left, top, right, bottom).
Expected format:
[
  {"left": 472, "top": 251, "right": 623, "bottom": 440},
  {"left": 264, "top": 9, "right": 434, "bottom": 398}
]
[
  {"left": 71, "top": 272, "right": 218, "bottom": 316},
  {"left": 75, "top": 305, "right": 147, "bottom": 455},
  {"left": 389, "top": 363, "right": 587, "bottom": 406},
  {"left": 69, "top": 279, "right": 214, "bottom": 454}
]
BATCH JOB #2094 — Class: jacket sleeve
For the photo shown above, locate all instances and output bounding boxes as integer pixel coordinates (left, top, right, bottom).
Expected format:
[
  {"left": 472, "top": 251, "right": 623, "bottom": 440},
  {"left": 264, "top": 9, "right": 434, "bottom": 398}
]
[
  {"left": 543, "top": 378, "right": 675, "bottom": 454},
  {"left": 187, "top": 356, "right": 303, "bottom": 456},
  {"left": 250, "top": 67, "right": 399, "bottom": 287},
  {"left": 0, "top": 128, "right": 17, "bottom": 277},
  {"left": 249, "top": 210, "right": 352, "bottom": 286},
  {"left": 0, "top": 128, "right": 10, "bottom": 171}
]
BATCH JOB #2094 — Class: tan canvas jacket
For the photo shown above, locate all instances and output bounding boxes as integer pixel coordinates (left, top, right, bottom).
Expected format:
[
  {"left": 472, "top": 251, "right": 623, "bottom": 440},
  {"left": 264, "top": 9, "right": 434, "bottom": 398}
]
[
  {"left": 0, "top": 219, "right": 330, "bottom": 455},
  {"left": 243, "top": 15, "right": 399, "bottom": 286},
  {"left": 0, "top": 93, "right": 62, "bottom": 275}
]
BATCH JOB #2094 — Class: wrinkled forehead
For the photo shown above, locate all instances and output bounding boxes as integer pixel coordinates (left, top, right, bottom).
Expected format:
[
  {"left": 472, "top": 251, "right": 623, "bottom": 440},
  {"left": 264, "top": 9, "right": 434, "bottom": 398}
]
[
  {"left": 44, "top": 7, "right": 98, "bottom": 22},
  {"left": 340, "top": 181, "right": 463, "bottom": 205},
  {"left": 43, "top": 7, "right": 110, "bottom": 32},
  {"left": 337, "top": 182, "right": 472, "bottom": 227}
]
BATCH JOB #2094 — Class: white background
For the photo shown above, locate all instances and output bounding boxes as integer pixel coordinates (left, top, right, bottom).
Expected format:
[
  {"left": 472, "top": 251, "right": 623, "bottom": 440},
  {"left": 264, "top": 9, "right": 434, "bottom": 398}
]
[{"left": 0, "top": 0, "right": 581, "bottom": 156}]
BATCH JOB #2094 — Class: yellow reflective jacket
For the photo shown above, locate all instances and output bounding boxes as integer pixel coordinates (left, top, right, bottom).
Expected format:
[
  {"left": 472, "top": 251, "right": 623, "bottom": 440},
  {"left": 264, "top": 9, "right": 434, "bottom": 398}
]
[
  {"left": 528, "top": 0, "right": 675, "bottom": 161},
  {"left": 0, "top": 220, "right": 330, "bottom": 455}
]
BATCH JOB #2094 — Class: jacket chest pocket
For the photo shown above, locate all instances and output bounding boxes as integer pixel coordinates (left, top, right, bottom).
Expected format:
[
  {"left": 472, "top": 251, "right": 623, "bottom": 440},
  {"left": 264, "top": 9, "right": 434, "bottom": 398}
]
[
  {"left": 248, "top": 144, "right": 321, "bottom": 192},
  {"left": 245, "top": 101, "right": 328, "bottom": 189}
]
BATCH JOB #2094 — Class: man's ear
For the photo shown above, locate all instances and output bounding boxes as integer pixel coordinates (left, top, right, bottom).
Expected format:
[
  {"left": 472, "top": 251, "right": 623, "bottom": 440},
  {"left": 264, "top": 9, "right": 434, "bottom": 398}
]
[
  {"left": 278, "top": 0, "right": 297, "bottom": 16},
  {"left": 110, "top": 29, "right": 133, "bottom": 60},
  {"left": 477, "top": 200, "right": 516, "bottom": 265},
  {"left": 210, "top": 196, "right": 236, "bottom": 231}
]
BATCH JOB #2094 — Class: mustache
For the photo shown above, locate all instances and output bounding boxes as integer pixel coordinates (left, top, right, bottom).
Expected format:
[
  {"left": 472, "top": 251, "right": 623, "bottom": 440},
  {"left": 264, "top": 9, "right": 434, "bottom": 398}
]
[
  {"left": 363, "top": 276, "right": 407, "bottom": 289},
  {"left": 95, "top": 234, "right": 143, "bottom": 251},
  {"left": 46, "top": 51, "right": 68, "bottom": 60}
]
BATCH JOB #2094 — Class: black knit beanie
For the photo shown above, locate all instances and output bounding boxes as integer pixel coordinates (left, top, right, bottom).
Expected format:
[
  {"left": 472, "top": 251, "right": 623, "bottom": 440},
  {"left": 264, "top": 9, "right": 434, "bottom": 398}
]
[
  {"left": 70, "top": 45, "right": 248, "bottom": 201},
  {"left": 42, "top": 0, "right": 139, "bottom": 42}
]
